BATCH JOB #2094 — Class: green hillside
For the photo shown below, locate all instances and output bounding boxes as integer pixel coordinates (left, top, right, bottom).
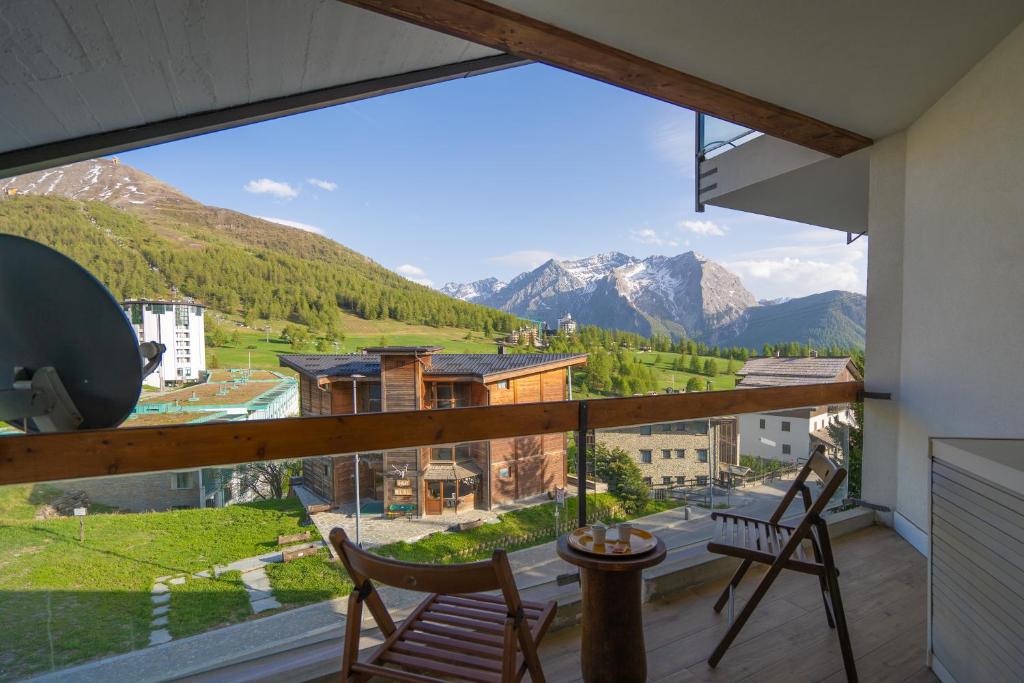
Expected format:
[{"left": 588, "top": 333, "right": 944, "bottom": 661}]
[
  {"left": 727, "top": 291, "right": 866, "bottom": 350},
  {"left": 0, "top": 195, "right": 521, "bottom": 335}
]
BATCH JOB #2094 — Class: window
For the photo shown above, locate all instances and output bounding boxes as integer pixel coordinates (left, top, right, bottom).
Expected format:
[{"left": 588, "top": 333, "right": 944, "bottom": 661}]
[
  {"left": 697, "top": 475, "right": 709, "bottom": 486},
  {"left": 175, "top": 305, "right": 189, "bottom": 326},
  {"left": 431, "top": 445, "right": 471, "bottom": 461},
  {"left": 675, "top": 449, "right": 685, "bottom": 459},
  {"left": 128, "top": 304, "right": 143, "bottom": 324},
  {"left": 362, "top": 383, "right": 382, "bottom": 413},
  {"left": 640, "top": 450, "right": 652, "bottom": 464},
  {"left": 640, "top": 425, "right": 652, "bottom": 436},
  {"left": 171, "top": 472, "right": 195, "bottom": 489},
  {"left": 643, "top": 477, "right": 653, "bottom": 486},
  {"left": 495, "top": 380, "right": 509, "bottom": 390},
  {"left": 152, "top": 304, "right": 166, "bottom": 314},
  {"left": 662, "top": 476, "right": 673, "bottom": 485},
  {"left": 658, "top": 423, "right": 673, "bottom": 433},
  {"left": 697, "top": 449, "right": 708, "bottom": 463},
  {"left": 782, "top": 444, "right": 792, "bottom": 455},
  {"left": 662, "top": 449, "right": 672, "bottom": 459},
  {"left": 781, "top": 421, "right": 791, "bottom": 432},
  {"left": 759, "top": 418, "right": 766, "bottom": 429},
  {"left": 679, "top": 420, "right": 708, "bottom": 434},
  {"left": 676, "top": 476, "right": 686, "bottom": 485},
  {"left": 432, "top": 382, "right": 471, "bottom": 409}
]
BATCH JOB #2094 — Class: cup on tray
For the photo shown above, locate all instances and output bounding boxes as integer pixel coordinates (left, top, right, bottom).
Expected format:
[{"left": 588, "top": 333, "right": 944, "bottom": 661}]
[
  {"left": 617, "top": 522, "right": 633, "bottom": 546},
  {"left": 590, "top": 522, "right": 607, "bottom": 545}
]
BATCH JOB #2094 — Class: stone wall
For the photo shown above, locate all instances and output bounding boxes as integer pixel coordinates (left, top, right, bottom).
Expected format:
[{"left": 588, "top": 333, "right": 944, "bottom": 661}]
[{"left": 60, "top": 471, "right": 201, "bottom": 512}]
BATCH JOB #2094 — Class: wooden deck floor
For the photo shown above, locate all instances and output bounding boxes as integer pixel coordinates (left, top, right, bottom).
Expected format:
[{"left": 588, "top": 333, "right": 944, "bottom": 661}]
[{"left": 538, "top": 525, "right": 935, "bottom": 682}]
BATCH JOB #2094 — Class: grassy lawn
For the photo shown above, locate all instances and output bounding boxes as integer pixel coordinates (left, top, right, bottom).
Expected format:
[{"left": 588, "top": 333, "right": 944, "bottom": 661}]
[
  {"left": 265, "top": 549, "right": 353, "bottom": 607},
  {"left": 0, "top": 495, "right": 306, "bottom": 680},
  {"left": 374, "top": 493, "right": 681, "bottom": 564},
  {"left": 633, "top": 352, "right": 738, "bottom": 391},
  {"left": 168, "top": 571, "right": 251, "bottom": 639},
  {"left": 209, "top": 312, "right": 497, "bottom": 371}
]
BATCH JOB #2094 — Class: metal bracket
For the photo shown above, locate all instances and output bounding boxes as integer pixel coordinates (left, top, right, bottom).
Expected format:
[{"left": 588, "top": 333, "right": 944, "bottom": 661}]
[
  {"left": 858, "top": 391, "right": 892, "bottom": 400},
  {"left": 846, "top": 230, "right": 866, "bottom": 244}
]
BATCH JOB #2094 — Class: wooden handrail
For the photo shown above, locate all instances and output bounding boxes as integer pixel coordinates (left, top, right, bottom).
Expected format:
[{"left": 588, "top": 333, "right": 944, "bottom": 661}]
[{"left": 0, "top": 381, "right": 862, "bottom": 486}]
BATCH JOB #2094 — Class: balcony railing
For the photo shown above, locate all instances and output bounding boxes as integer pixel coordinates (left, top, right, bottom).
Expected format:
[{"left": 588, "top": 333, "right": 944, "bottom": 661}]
[
  {"left": 0, "top": 380, "right": 862, "bottom": 680},
  {"left": 695, "top": 111, "right": 763, "bottom": 212}
]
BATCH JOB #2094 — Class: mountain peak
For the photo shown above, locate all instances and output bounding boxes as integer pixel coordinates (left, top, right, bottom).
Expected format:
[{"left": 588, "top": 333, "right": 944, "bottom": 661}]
[{"left": 1, "top": 158, "right": 193, "bottom": 208}]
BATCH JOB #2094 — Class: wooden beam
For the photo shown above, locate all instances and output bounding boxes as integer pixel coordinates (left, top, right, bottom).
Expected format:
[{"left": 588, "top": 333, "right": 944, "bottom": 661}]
[
  {"left": 0, "top": 382, "right": 860, "bottom": 486},
  {"left": 337, "top": 0, "right": 871, "bottom": 157}
]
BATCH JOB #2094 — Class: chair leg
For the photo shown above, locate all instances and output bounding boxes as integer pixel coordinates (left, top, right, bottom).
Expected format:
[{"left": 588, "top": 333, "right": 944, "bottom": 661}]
[
  {"left": 808, "top": 536, "right": 836, "bottom": 629},
  {"left": 819, "top": 530, "right": 857, "bottom": 682},
  {"left": 709, "top": 561, "right": 785, "bottom": 668},
  {"left": 714, "top": 559, "right": 752, "bottom": 613}
]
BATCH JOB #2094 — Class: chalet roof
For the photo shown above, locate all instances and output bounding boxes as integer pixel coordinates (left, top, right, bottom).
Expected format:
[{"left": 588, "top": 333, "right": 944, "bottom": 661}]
[
  {"left": 279, "top": 352, "right": 587, "bottom": 382},
  {"left": 422, "top": 461, "right": 482, "bottom": 481},
  {"left": 811, "top": 427, "right": 839, "bottom": 449},
  {"left": 736, "top": 356, "right": 861, "bottom": 388}
]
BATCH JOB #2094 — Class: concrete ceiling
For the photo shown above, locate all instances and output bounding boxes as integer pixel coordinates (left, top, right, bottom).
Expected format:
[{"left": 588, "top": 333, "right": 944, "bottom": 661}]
[
  {"left": 0, "top": 0, "right": 513, "bottom": 176},
  {"left": 495, "top": 0, "right": 1024, "bottom": 140}
]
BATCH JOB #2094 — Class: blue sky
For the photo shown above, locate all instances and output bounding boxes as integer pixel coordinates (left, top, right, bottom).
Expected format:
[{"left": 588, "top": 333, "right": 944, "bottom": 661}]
[{"left": 118, "top": 64, "right": 866, "bottom": 301}]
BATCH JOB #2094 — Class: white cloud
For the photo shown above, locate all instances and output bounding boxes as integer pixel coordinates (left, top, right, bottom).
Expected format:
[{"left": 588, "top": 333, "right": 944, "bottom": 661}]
[
  {"left": 395, "top": 264, "right": 434, "bottom": 288},
  {"left": 396, "top": 264, "right": 426, "bottom": 277},
  {"left": 630, "top": 228, "right": 679, "bottom": 248},
  {"left": 680, "top": 219, "right": 726, "bottom": 236},
  {"left": 306, "top": 178, "right": 337, "bottom": 191},
  {"left": 244, "top": 178, "right": 298, "bottom": 198},
  {"left": 256, "top": 216, "right": 325, "bottom": 235},
  {"left": 727, "top": 235, "right": 867, "bottom": 299},
  {"left": 487, "top": 250, "right": 566, "bottom": 270}
]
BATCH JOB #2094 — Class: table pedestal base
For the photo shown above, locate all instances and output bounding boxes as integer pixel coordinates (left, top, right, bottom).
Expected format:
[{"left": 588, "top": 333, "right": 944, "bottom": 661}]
[{"left": 580, "top": 566, "right": 647, "bottom": 683}]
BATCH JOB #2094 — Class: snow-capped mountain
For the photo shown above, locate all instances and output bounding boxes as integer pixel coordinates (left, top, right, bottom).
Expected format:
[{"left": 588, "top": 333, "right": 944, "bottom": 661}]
[
  {"left": 440, "top": 277, "right": 507, "bottom": 303},
  {"left": 0, "top": 158, "right": 190, "bottom": 208},
  {"left": 446, "top": 251, "right": 757, "bottom": 340},
  {"left": 444, "top": 252, "right": 867, "bottom": 348}
]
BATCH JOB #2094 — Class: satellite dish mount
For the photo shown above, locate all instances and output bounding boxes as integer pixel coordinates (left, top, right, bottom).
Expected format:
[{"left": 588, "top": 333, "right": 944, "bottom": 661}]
[{"left": 0, "top": 366, "right": 83, "bottom": 432}]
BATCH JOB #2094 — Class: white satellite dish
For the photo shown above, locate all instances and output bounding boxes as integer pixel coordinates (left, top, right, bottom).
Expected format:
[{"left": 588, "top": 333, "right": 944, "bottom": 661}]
[{"left": 0, "top": 234, "right": 164, "bottom": 432}]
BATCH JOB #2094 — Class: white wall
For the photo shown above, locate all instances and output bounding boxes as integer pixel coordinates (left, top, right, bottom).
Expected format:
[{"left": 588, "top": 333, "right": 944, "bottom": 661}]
[
  {"left": 739, "top": 412, "right": 810, "bottom": 463},
  {"left": 866, "top": 20, "right": 1024, "bottom": 535}
]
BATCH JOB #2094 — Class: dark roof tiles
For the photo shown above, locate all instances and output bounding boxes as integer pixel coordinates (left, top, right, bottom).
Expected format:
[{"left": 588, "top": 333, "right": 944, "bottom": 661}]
[{"left": 279, "top": 352, "right": 587, "bottom": 380}]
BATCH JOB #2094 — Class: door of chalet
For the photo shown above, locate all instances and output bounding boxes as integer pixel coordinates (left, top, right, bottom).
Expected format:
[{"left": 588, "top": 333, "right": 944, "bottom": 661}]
[{"left": 424, "top": 480, "right": 443, "bottom": 515}]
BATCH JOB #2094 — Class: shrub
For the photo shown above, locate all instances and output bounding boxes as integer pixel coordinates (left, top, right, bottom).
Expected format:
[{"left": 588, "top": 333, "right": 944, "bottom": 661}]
[{"left": 591, "top": 443, "right": 650, "bottom": 514}]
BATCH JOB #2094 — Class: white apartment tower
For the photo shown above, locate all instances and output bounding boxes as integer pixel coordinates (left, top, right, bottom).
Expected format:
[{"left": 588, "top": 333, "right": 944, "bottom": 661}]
[
  {"left": 557, "top": 313, "right": 577, "bottom": 335},
  {"left": 122, "top": 299, "right": 206, "bottom": 388}
]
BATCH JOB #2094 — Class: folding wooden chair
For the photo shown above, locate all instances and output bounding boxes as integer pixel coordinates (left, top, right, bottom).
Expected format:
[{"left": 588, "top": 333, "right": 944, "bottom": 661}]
[
  {"left": 329, "top": 527, "right": 556, "bottom": 683},
  {"left": 706, "top": 445, "right": 858, "bottom": 682}
]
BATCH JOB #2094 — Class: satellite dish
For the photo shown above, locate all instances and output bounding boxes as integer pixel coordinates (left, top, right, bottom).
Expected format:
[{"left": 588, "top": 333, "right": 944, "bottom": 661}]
[{"left": 0, "top": 234, "right": 159, "bottom": 432}]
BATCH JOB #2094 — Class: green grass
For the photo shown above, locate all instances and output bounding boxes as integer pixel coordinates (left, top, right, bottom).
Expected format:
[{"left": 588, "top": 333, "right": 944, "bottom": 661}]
[
  {"left": 633, "top": 352, "right": 738, "bottom": 391},
  {"left": 0, "top": 496, "right": 306, "bottom": 680},
  {"left": 265, "top": 549, "right": 353, "bottom": 607},
  {"left": 374, "top": 493, "right": 680, "bottom": 564},
  {"left": 208, "top": 313, "right": 499, "bottom": 371},
  {"left": 168, "top": 571, "right": 251, "bottom": 639},
  {"left": 0, "top": 483, "right": 117, "bottom": 522}
]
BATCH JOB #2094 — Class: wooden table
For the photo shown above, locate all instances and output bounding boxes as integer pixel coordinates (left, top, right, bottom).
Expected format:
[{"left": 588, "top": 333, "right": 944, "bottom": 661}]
[{"left": 557, "top": 533, "right": 667, "bottom": 683}]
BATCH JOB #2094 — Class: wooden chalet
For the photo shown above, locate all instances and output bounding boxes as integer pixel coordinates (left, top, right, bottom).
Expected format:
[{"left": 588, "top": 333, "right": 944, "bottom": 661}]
[{"left": 280, "top": 347, "right": 587, "bottom": 516}]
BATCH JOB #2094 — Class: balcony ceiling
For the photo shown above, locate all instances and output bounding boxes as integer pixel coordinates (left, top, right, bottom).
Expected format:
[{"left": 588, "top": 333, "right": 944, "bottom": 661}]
[
  {"left": 494, "top": 0, "right": 1024, "bottom": 140},
  {"left": 0, "top": 0, "right": 515, "bottom": 177}
]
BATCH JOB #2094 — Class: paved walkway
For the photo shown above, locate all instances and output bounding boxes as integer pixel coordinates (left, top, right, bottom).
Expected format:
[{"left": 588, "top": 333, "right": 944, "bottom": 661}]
[{"left": 293, "top": 484, "right": 561, "bottom": 549}]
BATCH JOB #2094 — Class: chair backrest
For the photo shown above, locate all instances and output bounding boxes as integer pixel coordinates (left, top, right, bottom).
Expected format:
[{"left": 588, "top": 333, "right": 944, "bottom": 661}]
[
  {"left": 768, "top": 444, "right": 847, "bottom": 524},
  {"left": 330, "top": 527, "right": 509, "bottom": 595}
]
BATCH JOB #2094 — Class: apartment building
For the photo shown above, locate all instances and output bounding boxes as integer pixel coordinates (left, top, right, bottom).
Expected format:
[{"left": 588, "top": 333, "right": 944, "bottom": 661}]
[
  {"left": 281, "top": 347, "right": 587, "bottom": 516},
  {"left": 597, "top": 417, "right": 740, "bottom": 488},
  {"left": 122, "top": 298, "right": 207, "bottom": 388},
  {"left": 736, "top": 356, "right": 860, "bottom": 463}
]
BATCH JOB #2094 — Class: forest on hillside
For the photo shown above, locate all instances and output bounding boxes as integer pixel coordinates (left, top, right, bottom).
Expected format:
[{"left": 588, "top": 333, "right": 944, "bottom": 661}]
[{"left": 0, "top": 196, "right": 522, "bottom": 336}]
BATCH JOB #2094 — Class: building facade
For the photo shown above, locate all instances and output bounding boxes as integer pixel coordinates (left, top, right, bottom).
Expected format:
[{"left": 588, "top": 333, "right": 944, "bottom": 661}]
[
  {"left": 557, "top": 313, "right": 577, "bottom": 335},
  {"left": 281, "top": 347, "right": 587, "bottom": 517},
  {"left": 597, "top": 417, "right": 740, "bottom": 488},
  {"left": 122, "top": 299, "right": 207, "bottom": 388},
  {"left": 735, "top": 356, "right": 861, "bottom": 464}
]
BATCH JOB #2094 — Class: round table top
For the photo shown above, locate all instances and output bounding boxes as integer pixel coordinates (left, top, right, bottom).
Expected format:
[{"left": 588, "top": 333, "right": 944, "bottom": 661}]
[{"left": 557, "top": 533, "right": 667, "bottom": 572}]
